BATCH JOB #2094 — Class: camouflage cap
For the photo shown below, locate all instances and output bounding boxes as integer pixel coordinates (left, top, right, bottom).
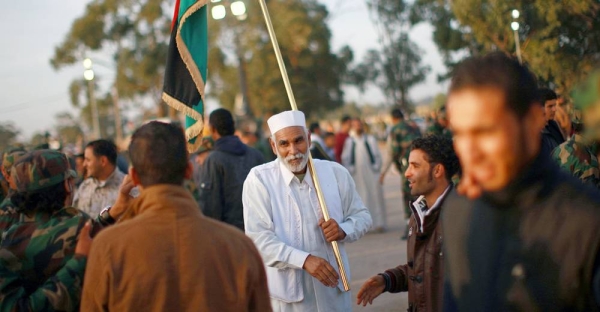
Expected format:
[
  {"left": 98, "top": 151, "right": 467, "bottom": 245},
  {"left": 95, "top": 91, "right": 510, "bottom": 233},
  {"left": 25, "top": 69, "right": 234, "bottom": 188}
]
[
  {"left": 11, "top": 150, "right": 77, "bottom": 193},
  {"left": 572, "top": 71, "right": 600, "bottom": 110},
  {"left": 197, "top": 136, "right": 214, "bottom": 154},
  {"left": 2, "top": 146, "right": 27, "bottom": 172}
]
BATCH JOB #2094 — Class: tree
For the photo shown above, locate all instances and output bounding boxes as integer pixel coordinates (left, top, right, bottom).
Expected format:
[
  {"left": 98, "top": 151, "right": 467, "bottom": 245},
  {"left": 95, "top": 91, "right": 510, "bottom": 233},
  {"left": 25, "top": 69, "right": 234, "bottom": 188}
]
[
  {"left": 50, "top": 0, "right": 171, "bottom": 116},
  {"left": 411, "top": 0, "right": 600, "bottom": 93},
  {"left": 351, "top": 0, "right": 430, "bottom": 110},
  {"left": 0, "top": 123, "right": 20, "bottom": 154},
  {"left": 207, "top": 0, "right": 352, "bottom": 117},
  {"left": 54, "top": 112, "right": 84, "bottom": 146}
]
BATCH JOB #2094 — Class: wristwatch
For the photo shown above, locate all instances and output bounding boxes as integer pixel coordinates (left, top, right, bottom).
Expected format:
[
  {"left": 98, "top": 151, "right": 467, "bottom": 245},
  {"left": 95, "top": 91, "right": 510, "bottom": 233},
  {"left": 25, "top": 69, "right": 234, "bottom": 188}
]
[{"left": 98, "top": 206, "right": 116, "bottom": 226}]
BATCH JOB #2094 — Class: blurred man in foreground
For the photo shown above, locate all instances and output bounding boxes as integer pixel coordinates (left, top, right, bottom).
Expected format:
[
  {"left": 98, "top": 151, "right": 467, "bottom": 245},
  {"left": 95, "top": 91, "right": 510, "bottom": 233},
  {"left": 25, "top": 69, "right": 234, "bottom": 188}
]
[
  {"left": 81, "top": 121, "right": 271, "bottom": 311},
  {"left": 443, "top": 52, "right": 600, "bottom": 311}
]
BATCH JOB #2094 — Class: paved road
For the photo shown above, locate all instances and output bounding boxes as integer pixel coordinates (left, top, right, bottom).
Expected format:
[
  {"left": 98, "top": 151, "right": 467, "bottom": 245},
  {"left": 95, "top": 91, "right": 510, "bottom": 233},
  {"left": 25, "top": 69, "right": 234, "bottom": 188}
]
[{"left": 346, "top": 166, "right": 409, "bottom": 312}]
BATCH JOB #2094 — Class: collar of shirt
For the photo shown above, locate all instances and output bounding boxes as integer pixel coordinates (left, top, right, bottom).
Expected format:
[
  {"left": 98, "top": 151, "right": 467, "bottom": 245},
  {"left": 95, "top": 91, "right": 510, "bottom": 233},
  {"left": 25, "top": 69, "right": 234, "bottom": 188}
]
[
  {"left": 93, "top": 168, "right": 119, "bottom": 188},
  {"left": 278, "top": 158, "right": 314, "bottom": 189},
  {"left": 425, "top": 185, "right": 452, "bottom": 216}
]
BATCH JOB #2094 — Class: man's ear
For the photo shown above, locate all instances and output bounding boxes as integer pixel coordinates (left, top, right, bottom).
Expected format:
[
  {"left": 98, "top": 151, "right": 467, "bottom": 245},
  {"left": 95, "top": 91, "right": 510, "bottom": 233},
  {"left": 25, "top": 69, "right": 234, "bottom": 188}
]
[
  {"left": 129, "top": 167, "right": 141, "bottom": 186},
  {"left": 270, "top": 137, "right": 277, "bottom": 156},
  {"left": 435, "top": 164, "right": 445, "bottom": 179},
  {"left": 184, "top": 161, "right": 193, "bottom": 180},
  {"left": 100, "top": 156, "right": 109, "bottom": 167},
  {"left": 64, "top": 178, "right": 73, "bottom": 194}
]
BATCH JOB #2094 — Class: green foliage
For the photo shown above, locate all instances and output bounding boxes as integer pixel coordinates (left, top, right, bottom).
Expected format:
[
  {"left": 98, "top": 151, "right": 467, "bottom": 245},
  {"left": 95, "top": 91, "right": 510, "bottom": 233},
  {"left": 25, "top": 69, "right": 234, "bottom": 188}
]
[
  {"left": 351, "top": 0, "right": 430, "bottom": 110},
  {"left": 411, "top": 0, "right": 600, "bottom": 93},
  {"left": 207, "top": 0, "right": 352, "bottom": 117},
  {"left": 51, "top": 0, "right": 171, "bottom": 112},
  {"left": 0, "top": 123, "right": 20, "bottom": 154},
  {"left": 54, "top": 112, "right": 84, "bottom": 145}
]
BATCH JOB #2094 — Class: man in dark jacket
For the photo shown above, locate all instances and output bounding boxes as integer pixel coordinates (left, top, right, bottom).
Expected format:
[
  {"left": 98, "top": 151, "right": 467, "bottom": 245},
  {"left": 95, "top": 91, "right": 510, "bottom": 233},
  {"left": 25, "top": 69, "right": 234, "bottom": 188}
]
[
  {"left": 357, "top": 135, "right": 459, "bottom": 311},
  {"left": 443, "top": 52, "right": 600, "bottom": 311},
  {"left": 539, "top": 88, "right": 566, "bottom": 155},
  {"left": 198, "top": 108, "right": 265, "bottom": 230}
]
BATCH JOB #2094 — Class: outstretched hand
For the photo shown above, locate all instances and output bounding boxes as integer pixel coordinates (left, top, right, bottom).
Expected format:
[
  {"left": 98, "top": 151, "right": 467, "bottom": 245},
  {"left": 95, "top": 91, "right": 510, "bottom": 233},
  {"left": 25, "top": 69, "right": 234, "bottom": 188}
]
[{"left": 356, "top": 275, "right": 385, "bottom": 306}]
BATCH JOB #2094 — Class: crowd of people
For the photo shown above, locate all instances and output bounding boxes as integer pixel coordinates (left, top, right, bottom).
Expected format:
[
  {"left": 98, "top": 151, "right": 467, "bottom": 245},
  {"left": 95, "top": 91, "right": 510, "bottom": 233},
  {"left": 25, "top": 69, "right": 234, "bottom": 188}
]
[{"left": 1, "top": 51, "right": 600, "bottom": 311}]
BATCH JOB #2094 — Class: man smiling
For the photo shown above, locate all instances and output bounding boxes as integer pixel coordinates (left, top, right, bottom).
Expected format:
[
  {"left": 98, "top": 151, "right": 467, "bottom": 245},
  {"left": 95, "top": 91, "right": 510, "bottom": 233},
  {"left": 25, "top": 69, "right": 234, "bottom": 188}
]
[
  {"left": 356, "top": 135, "right": 459, "bottom": 311},
  {"left": 243, "top": 110, "right": 372, "bottom": 311}
]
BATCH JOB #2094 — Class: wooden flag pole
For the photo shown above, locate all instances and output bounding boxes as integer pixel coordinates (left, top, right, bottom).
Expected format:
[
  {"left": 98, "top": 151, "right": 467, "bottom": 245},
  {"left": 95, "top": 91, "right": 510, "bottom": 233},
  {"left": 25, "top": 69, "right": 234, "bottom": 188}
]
[{"left": 257, "top": 0, "right": 350, "bottom": 291}]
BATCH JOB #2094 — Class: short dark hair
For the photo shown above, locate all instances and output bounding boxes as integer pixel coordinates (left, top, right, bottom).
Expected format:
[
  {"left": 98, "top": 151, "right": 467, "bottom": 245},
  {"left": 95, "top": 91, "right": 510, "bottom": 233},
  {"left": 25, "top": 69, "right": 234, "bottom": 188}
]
[
  {"left": 11, "top": 182, "right": 67, "bottom": 214},
  {"left": 391, "top": 108, "right": 404, "bottom": 119},
  {"left": 449, "top": 52, "right": 539, "bottom": 119},
  {"left": 86, "top": 140, "right": 117, "bottom": 165},
  {"left": 538, "top": 88, "right": 557, "bottom": 105},
  {"left": 411, "top": 135, "right": 460, "bottom": 182},
  {"left": 341, "top": 115, "right": 351, "bottom": 124},
  {"left": 129, "top": 122, "right": 188, "bottom": 187},
  {"left": 323, "top": 132, "right": 335, "bottom": 139},
  {"left": 209, "top": 108, "right": 235, "bottom": 136},
  {"left": 309, "top": 122, "right": 320, "bottom": 133}
]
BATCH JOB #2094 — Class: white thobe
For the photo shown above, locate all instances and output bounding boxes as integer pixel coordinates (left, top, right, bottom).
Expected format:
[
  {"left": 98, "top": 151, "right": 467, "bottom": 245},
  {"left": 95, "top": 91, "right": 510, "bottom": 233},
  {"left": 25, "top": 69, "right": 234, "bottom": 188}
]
[
  {"left": 341, "top": 134, "right": 386, "bottom": 229},
  {"left": 243, "top": 159, "right": 372, "bottom": 312}
]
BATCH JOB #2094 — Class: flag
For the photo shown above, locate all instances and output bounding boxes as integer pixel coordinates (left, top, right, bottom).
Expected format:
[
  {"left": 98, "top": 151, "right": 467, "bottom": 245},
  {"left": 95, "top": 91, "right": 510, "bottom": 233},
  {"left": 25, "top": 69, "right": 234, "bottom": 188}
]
[{"left": 162, "top": 0, "right": 208, "bottom": 152}]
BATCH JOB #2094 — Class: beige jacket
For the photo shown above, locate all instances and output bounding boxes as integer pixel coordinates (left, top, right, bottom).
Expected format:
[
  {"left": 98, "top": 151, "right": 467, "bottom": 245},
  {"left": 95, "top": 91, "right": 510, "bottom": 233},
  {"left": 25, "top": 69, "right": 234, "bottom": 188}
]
[{"left": 81, "top": 184, "right": 271, "bottom": 312}]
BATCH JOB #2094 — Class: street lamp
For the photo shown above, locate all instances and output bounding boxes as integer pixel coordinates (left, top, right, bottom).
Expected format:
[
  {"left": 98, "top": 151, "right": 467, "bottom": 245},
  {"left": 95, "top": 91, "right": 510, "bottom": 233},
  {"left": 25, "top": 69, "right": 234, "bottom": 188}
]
[
  {"left": 512, "top": 9, "right": 520, "bottom": 19},
  {"left": 83, "top": 58, "right": 101, "bottom": 139},
  {"left": 210, "top": 1, "right": 247, "bottom": 21},
  {"left": 511, "top": 9, "right": 523, "bottom": 64}
]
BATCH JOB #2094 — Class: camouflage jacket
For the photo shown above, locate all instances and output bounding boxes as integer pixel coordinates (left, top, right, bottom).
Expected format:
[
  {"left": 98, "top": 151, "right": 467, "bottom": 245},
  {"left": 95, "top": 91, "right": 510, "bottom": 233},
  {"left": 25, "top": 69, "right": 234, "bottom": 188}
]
[
  {"left": 551, "top": 134, "right": 600, "bottom": 187},
  {"left": 0, "top": 195, "right": 19, "bottom": 233},
  {"left": 426, "top": 122, "right": 452, "bottom": 139},
  {"left": 390, "top": 120, "right": 422, "bottom": 171},
  {"left": 0, "top": 207, "right": 90, "bottom": 311},
  {"left": 73, "top": 168, "right": 125, "bottom": 217}
]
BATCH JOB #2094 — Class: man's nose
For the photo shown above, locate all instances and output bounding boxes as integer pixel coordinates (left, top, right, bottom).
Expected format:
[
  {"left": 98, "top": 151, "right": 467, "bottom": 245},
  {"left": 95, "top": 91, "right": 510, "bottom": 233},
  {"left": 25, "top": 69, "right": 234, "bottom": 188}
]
[{"left": 290, "top": 144, "right": 299, "bottom": 155}]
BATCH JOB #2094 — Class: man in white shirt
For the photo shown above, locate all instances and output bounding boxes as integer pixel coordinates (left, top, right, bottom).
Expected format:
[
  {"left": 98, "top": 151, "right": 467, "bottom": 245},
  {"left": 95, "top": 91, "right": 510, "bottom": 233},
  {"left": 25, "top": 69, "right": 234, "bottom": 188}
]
[
  {"left": 342, "top": 118, "right": 386, "bottom": 232},
  {"left": 73, "top": 140, "right": 125, "bottom": 216},
  {"left": 243, "top": 110, "right": 372, "bottom": 312}
]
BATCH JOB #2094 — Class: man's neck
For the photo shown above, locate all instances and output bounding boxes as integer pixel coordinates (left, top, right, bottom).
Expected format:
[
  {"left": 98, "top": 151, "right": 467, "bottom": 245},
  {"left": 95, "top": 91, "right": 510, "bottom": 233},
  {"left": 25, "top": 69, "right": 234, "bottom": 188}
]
[
  {"left": 424, "top": 180, "right": 450, "bottom": 208},
  {"left": 96, "top": 167, "right": 115, "bottom": 182}
]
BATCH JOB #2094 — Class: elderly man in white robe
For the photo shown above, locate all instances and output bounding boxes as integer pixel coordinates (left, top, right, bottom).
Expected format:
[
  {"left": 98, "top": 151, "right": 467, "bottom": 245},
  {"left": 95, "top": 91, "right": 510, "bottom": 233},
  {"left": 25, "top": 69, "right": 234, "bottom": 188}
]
[
  {"left": 341, "top": 118, "right": 386, "bottom": 232},
  {"left": 243, "top": 110, "right": 372, "bottom": 312}
]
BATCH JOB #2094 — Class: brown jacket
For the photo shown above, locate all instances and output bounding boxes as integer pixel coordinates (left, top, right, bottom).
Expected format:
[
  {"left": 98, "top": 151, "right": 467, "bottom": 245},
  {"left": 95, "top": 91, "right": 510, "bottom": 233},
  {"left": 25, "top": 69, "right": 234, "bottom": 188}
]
[
  {"left": 384, "top": 188, "right": 451, "bottom": 312},
  {"left": 81, "top": 185, "right": 271, "bottom": 312}
]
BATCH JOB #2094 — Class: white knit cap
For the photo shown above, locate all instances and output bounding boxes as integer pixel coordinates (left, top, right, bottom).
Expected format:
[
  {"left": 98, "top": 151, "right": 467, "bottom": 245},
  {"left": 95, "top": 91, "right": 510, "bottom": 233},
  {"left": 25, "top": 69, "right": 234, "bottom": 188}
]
[{"left": 267, "top": 110, "right": 306, "bottom": 135}]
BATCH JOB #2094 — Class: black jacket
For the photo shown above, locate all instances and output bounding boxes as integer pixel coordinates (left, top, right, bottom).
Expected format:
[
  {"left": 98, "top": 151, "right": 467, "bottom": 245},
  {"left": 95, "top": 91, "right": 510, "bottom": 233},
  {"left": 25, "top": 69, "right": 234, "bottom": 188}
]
[
  {"left": 198, "top": 135, "right": 264, "bottom": 230},
  {"left": 541, "top": 120, "right": 565, "bottom": 155},
  {"left": 443, "top": 153, "right": 600, "bottom": 311}
]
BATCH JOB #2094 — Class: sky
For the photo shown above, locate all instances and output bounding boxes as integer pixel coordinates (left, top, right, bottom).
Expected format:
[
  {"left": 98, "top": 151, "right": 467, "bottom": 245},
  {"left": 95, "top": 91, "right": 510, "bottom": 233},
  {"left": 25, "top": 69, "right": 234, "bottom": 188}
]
[{"left": 0, "top": 0, "right": 446, "bottom": 139}]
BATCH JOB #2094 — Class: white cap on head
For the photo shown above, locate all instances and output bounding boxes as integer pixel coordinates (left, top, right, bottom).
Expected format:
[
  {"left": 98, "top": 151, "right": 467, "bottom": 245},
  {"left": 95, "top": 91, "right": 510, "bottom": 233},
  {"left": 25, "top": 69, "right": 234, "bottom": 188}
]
[{"left": 267, "top": 110, "right": 306, "bottom": 135}]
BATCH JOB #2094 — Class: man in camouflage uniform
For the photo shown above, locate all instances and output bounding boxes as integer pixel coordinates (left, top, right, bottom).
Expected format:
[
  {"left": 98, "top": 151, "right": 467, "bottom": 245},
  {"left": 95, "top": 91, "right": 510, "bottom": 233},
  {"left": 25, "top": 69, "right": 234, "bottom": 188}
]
[
  {"left": 380, "top": 108, "right": 422, "bottom": 239},
  {"left": 552, "top": 71, "right": 600, "bottom": 188},
  {"left": 551, "top": 112, "right": 600, "bottom": 187},
  {"left": 0, "top": 146, "right": 27, "bottom": 215},
  {"left": 0, "top": 150, "right": 92, "bottom": 311},
  {"left": 426, "top": 106, "right": 452, "bottom": 139}
]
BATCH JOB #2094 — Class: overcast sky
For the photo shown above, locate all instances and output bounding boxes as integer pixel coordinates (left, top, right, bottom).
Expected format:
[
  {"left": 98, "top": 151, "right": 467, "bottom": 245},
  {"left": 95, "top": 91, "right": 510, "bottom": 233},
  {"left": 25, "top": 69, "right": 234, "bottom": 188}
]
[{"left": 0, "top": 0, "right": 446, "bottom": 139}]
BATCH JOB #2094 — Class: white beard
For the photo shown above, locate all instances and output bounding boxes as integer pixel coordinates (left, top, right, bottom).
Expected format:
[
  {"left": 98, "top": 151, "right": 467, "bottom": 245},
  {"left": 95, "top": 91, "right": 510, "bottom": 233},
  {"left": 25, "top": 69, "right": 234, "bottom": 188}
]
[{"left": 278, "top": 150, "right": 309, "bottom": 173}]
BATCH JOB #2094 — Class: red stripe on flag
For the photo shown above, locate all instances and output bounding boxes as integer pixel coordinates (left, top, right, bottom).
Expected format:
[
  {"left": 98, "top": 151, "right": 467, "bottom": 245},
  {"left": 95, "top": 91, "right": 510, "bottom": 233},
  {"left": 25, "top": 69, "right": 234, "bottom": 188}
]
[{"left": 171, "top": 0, "right": 181, "bottom": 31}]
